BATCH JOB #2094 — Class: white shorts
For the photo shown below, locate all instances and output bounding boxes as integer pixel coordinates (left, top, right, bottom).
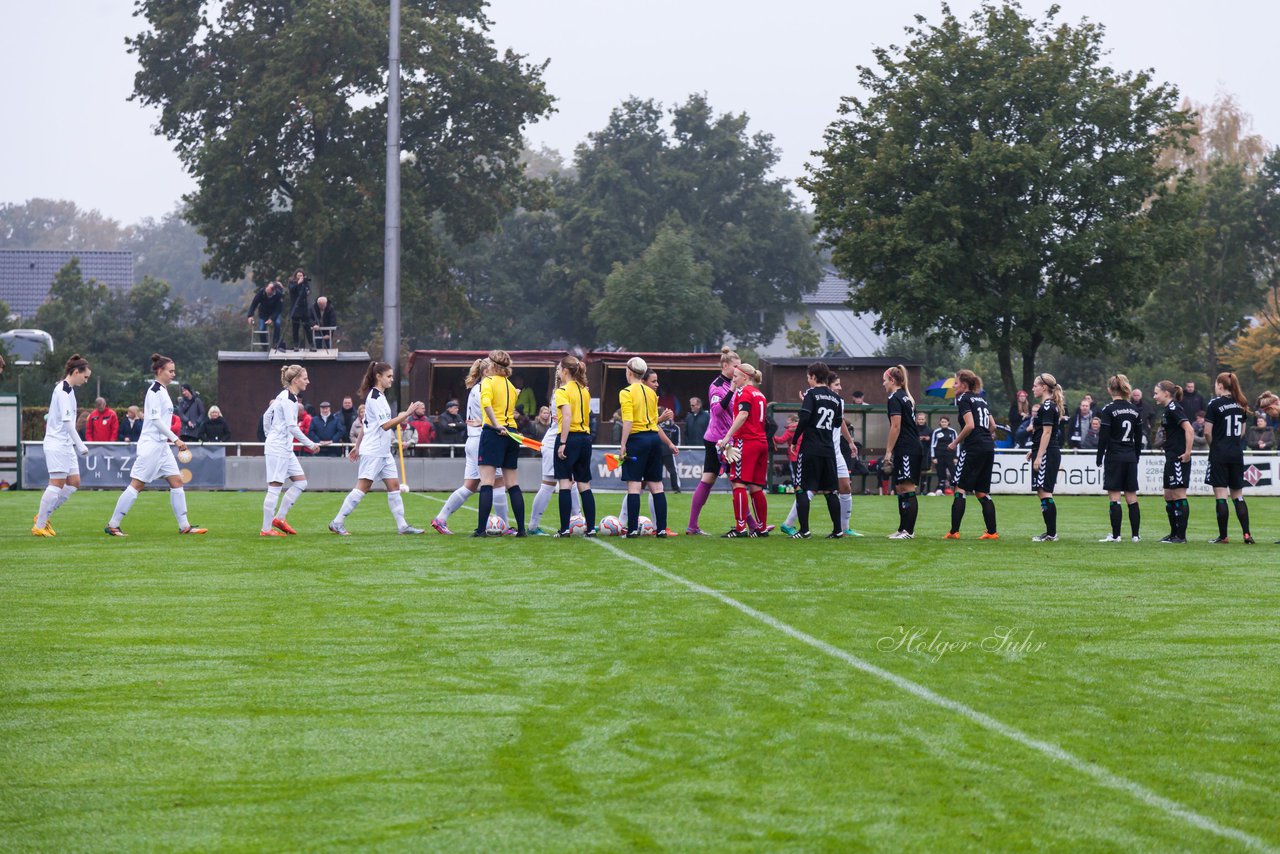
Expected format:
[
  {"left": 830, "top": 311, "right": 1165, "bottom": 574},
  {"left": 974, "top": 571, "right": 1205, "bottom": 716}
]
[
  {"left": 358, "top": 453, "right": 399, "bottom": 483},
  {"left": 44, "top": 444, "right": 80, "bottom": 478},
  {"left": 133, "top": 443, "right": 180, "bottom": 483},
  {"left": 836, "top": 450, "right": 850, "bottom": 479},
  {"left": 265, "top": 451, "right": 305, "bottom": 484},
  {"left": 463, "top": 435, "right": 503, "bottom": 481},
  {"left": 541, "top": 441, "right": 556, "bottom": 479}
]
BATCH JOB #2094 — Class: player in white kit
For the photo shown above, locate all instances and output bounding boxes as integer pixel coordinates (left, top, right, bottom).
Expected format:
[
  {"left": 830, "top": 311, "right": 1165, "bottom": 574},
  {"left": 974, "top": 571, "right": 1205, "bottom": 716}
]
[
  {"left": 431, "top": 358, "right": 510, "bottom": 534},
  {"left": 260, "top": 364, "right": 319, "bottom": 536},
  {"left": 105, "top": 353, "right": 207, "bottom": 536},
  {"left": 329, "top": 361, "right": 425, "bottom": 535},
  {"left": 32, "top": 354, "right": 92, "bottom": 536}
]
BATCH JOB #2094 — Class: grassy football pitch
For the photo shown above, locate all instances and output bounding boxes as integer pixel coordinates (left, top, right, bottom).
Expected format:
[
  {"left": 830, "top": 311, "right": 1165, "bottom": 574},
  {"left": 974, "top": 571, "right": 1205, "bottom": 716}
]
[{"left": 2, "top": 489, "right": 1278, "bottom": 851}]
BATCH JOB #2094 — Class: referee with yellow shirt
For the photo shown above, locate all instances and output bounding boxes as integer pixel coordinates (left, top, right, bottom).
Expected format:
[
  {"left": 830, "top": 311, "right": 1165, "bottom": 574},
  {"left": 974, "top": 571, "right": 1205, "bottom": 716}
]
[
  {"left": 475, "top": 349, "right": 527, "bottom": 537},
  {"left": 618, "top": 356, "right": 672, "bottom": 537},
  {"left": 554, "top": 355, "right": 596, "bottom": 536}
]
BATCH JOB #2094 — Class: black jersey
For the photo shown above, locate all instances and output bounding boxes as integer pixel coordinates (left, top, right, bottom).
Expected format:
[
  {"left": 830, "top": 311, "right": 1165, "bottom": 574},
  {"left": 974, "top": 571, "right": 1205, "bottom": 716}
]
[
  {"left": 1161, "top": 400, "right": 1190, "bottom": 458},
  {"left": 1205, "top": 396, "right": 1247, "bottom": 460},
  {"left": 886, "top": 390, "right": 922, "bottom": 454},
  {"left": 1031, "top": 399, "right": 1061, "bottom": 450},
  {"left": 798, "top": 386, "right": 842, "bottom": 458},
  {"left": 1096, "top": 400, "right": 1141, "bottom": 464},
  {"left": 955, "top": 392, "right": 995, "bottom": 450},
  {"left": 930, "top": 427, "right": 957, "bottom": 456}
]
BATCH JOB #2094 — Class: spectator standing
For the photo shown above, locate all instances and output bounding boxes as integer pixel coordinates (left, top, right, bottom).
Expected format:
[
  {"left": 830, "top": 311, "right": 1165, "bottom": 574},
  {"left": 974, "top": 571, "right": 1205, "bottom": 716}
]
[
  {"left": 1068, "top": 397, "right": 1094, "bottom": 448},
  {"left": 1130, "top": 388, "right": 1156, "bottom": 443},
  {"left": 930, "top": 416, "right": 958, "bottom": 494},
  {"left": 199, "top": 406, "right": 231, "bottom": 442},
  {"left": 513, "top": 375, "right": 537, "bottom": 419},
  {"left": 1246, "top": 413, "right": 1275, "bottom": 451},
  {"left": 177, "top": 384, "right": 205, "bottom": 441},
  {"left": 85, "top": 397, "right": 118, "bottom": 443},
  {"left": 247, "top": 280, "right": 285, "bottom": 350},
  {"left": 339, "top": 396, "right": 358, "bottom": 439},
  {"left": 309, "top": 400, "right": 347, "bottom": 456},
  {"left": 529, "top": 405, "right": 552, "bottom": 440},
  {"left": 348, "top": 404, "right": 366, "bottom": 447},
  {"left": 849, "top": 390, "right": 866, "bottom": 407},
  {"left": 294, "top": 407, "right": 312, "bottom": 454},
  {"left": 435, "top": 399, "right": 466, "bottom": 444},
  {"left": 1182, "top": 381, "right": 1206, "bottom": 421},
  {"left": 406, "top": 403, "right": 434, "bottom": 452},
  {"left": 1081, "top": 416, "right": 1101, "bottom": 450},
  {"left": 1191, "top": 411, "right": 1209, "bottom": 451},
  {"left": 310, "top": 295, "right": 337, "bottom": 348},
  {"left": 685, "top": 397, "right": 709, "bottom": 446},
  {"left": 1009, "top": 390, "right": 1031, "bottom": 447},
  {"left": 288, "top": 268, "right": 312, "bottom": 350},
  {"left": 118, "top": 405, "right": 143, "bottom": 442}
]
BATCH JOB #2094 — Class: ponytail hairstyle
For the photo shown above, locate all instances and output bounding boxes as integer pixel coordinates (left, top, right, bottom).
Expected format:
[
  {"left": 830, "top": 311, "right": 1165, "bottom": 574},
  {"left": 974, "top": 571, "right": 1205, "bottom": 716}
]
[
  {"left": 1156, "top": 380, "right": 1183, "bottom": 402},
  {"left": 150, "top": 353, "right": 173, "bottom": 375},
  {"left": 806, "top": 360, "right": 830, "bottom": 383},
  {"left": 1036, "top": 372, "right": 1065, "bottom": 413},
  {"left": 1256, "top": 390, "right": 1280, "bottom": 418},
  {"left": 465, "top": 358, "right": 488, "bottom": 389},
  {"left": 358, "top": 360, "right": 392, "bottom": 398},
  {"left": 954, "top": 369, "right": 982, "bottom": 393},
  {"left": 487, "top": 349, "right": 513, "bottom": 377},
  {"left": 1216, "top": 371, "right": 1248, "bottom": 412},
  {"left": 885, "top": 364, "right": 913, "bottom": 404},
  {"left": 735, "top": 363, "right": 762, "bottom": 385},
  {"left": 560, "top": 355, "right": 588, "bottom": 388},
  {"left": 626, "top": 356, "right": 648, "bottom": 380},
  {"left": 64, "top": 353, "right": 89, "bottom": 376},
  {"left": 1107, "top": 373, "right": 1132, "bottom": 399},
  {"left": 719, "top": 345, "right": 739, "bottom": 369},
  {"left": 280, "top": 364, "right": 306, "bottom": 388}
]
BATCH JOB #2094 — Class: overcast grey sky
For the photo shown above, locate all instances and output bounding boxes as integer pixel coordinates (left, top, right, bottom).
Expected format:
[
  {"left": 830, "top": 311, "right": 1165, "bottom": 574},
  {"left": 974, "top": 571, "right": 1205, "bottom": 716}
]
[{"left": 1, "top": 0, "right": 1275, "bottom": 225}]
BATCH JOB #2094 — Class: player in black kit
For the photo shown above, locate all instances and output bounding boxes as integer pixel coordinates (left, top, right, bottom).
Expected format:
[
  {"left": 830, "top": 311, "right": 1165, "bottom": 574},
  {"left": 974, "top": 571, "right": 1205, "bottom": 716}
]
[
  {"left": 945, "top": 369, "right": 998, "bottom": 540},
  {"left": 793, "top": 361, "right": 844, "bottom": 539},
  {"left": 1203, "top": 371, "right": 1254, "bottom": 544},
  {"left": 1153, "top": 380, "right": 1194, "bottom": 543},
  {"left": 1095, "top": 374, "right": 1142, "bottom": 542},
  {"left": 1027, "top": 373, "right": 1063, "bottom": 541},
  {"left": 882, "top": 364, "right": 923, "bottom": 539}
]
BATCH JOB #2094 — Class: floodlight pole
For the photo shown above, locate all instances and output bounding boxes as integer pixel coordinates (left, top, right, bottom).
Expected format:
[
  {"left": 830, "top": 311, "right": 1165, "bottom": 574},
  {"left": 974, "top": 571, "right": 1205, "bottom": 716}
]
[{"left": 382, "top": 0, "right": 402, "bottom": 408}]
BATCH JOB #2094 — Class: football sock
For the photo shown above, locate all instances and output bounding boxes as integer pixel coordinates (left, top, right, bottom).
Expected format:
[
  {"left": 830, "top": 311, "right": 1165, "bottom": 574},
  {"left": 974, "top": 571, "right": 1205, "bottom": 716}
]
[
  {"left": 263, "top": 486, "right": 282, "bottom": 531},
  {"left": 278, "top": 480, "right": 306, "bottom": 520},
  {"left": 688, "top": 480, "right": 713, "bottom": 528},
  {"left": 438, "top": 486, "right": 473, "bottom": 522},
  {"left": 336, "top": 488, "right": 364, "bottom": 523},
  {"left": 530, "top": 483, "right": 555, "bottom": 529},
  {"left": 618, "top": 495, "right": 629, "bottom": 527},
  {"left": 1109, "top": 501, "right": 1122, "bottom": 538},
  {"left": 493, "top": 487, "right": 509, "bottom": 525},
  {"left": 979, "top": 495, "right": 997, "bottom": 534},
  {"left": 839, "top": 493, "right": 852, "bottom": 531},
  {"left": 110, "top": 485, "right": 139, "bottom": 528},
  {"left": 825, "top": 492, "right": 841, "bottom": 533},
  {"left": 652, "top": 492, "right": 667, "bottom": 532},
  {"left": 558, "top": 488, "right": 573, "bottom": 532},
  {"left": 53, "top": 484, "right": 77, "bottom": 513},
  {"left": 476, "top": 485, "right": 494, "bottom": 534},
  {"left": 387, "top": 492, "right": 407, "bottom": 528},
  {"left": 1216, "top": 498, "right": 1229, "bottom": 538},
  {"left": 1233, "top": 497, "right": 1250, "bottom": 535},
  {"left": 507, "top": 486, "right": 525, "bottom": 534},
  {"left": 170, "top": 488, "right": 190, "bottom": 529},
  {"left": 1165, "top": 500, "right": 1176, "bottom": 536},
  {"left": 35, "top": 485, "right": 60, "bottom": 527},
  {"left": 626, "top": 493, "right": 641, "bottom": 534},
  {"left": 581, "top": 489, "right": 596, "bottom": 530},
  {"left": 732, "top": 486, "right": 749, "bottom": 531},
  {"left": 1180, "top": 498, "right": 1191, "bottom": 538},
  {"left": 796, "top": 490, "right": 811, "bottom": 533},
  {"left": 950, "top": 493, "right": 966, "bottom": 534},
  {"left": 750, "top": 489, "right": 768, "bottom": 530},
  {"left": 571, "top": 487, "right": 582, "bottom": 518},
  {"left": 1128, "top": 501, "right": 1141, "bottom": 537},
  {"left": 901, "top": 492, "right": 918, "bottom": 535},
  {"left": 1041, "top": 497, "right": 1056, "bottom": 537}
]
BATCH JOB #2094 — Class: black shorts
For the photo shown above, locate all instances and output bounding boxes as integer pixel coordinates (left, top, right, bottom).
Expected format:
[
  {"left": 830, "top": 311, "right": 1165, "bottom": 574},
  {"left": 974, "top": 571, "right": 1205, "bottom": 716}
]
[
  {"left": 1031, "top": 450, "right": 1060, "bottom": 493},
  {"left": 799, "top": 452, "right": 838, "bottom": 493},
  {"left": 1206, "top": 458, "right": 1245, "bottom": 490},
  {"left": 954, "top": 446, "right": 994, "bottom": 494},
  {"left": 1163, "top": 457, "right": 1190, "bottom": 490},
  {"left": 478, "top": 427, "right": 519, "bottom": 470},
  {"left": 1103, "top": 458, "right": 1139, "bottom": 493},
  {"left": 553, "top": 432, "right": 593, "bottom": 483},
  {"left": 622, "top": 431, "right": 664, "bottom": 484},
  {"left": 702, "top": 440, "right": 723, "bottom": 477},
  {"left": 892, "top": 450, "right": 923, "bottom": 487}
]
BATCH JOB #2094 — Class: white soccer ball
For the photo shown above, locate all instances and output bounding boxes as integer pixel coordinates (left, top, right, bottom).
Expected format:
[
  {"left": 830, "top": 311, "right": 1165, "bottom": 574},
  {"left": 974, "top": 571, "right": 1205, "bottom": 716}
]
[
  {"left": 568, "top": 514, "right": 587, "bottom": 536},
  {"left": 486, "top": 514, "right": 508, "bottom": 536},
  {"left": 638, "top": 515, "right": 655, "bottom": 536},
  {"left": 598, "top": 515, "right": 622, "bottom": 536},
  {"left": 176, "top": 448, "right": 193, "bottom": 464}
]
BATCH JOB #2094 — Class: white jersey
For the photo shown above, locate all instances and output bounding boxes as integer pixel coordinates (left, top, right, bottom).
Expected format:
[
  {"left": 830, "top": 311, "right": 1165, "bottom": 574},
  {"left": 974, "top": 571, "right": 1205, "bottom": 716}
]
[
  {"left": 360, "top": 389, "right": 393, "bottom": 457},
  {"left": 466, "top": 384, "right": 483, "bottom": 439},
  {"left": 43, "top": 380, "right": 88, "bottom": 455},
  {"left": 139, "top": 381, "right": 179, "bottom": 449},
  {"left": 541, "top": 392, "right": 562, "bottom": 450},
  {"left": 263, "top": 389, "right": 315, "bottom": 455}
]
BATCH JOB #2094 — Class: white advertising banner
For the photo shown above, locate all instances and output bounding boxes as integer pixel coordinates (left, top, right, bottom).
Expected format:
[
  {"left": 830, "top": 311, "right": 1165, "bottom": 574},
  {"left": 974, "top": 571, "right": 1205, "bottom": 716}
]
[{"left": 988, "top": 450, "right": 1280, "bottom": 495}]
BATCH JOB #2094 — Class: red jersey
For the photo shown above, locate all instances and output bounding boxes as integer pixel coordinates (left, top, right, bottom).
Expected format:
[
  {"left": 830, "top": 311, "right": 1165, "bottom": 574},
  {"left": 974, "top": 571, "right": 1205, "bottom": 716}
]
[{"left": 733, "top": 385, "right": 768, "bottom": 442}]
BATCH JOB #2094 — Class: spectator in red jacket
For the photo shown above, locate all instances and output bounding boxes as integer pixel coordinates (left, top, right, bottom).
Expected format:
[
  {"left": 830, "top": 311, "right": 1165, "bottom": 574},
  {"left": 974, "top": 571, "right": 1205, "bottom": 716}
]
[
  {"left": 294, "top": 408, "right": 312, "bottom": 453},
  {"left": 85, "top": 398, "right": 118, "bottom": 442}
]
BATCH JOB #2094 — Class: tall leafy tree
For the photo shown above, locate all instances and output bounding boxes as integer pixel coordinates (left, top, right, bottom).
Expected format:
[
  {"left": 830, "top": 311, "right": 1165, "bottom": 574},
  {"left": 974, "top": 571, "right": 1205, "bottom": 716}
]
[
  {"left": 804, "top": 3, "right": 1191, "bottom": 400},
  {"left": 128, "top": 0, "right": 553, "bottom": 345}
]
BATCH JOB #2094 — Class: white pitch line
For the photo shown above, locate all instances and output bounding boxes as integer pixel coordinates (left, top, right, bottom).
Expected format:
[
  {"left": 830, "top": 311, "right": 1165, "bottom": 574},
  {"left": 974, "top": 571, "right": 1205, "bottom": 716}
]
[{"left": 412, "top": 492, "right": 1273, "bottom": 852}]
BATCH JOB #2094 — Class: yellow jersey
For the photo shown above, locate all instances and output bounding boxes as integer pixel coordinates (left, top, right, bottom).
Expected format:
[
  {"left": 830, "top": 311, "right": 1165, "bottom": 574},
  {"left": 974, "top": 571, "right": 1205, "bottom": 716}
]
[
  {"left": 479, "top": 375, "right": 517, "bottom": 428},
  {"left": 619, "top": 382, "right": 659, "bottom": 433},
  {"left": 554, "top": 381, "right": 591, "bottom": 434}
]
